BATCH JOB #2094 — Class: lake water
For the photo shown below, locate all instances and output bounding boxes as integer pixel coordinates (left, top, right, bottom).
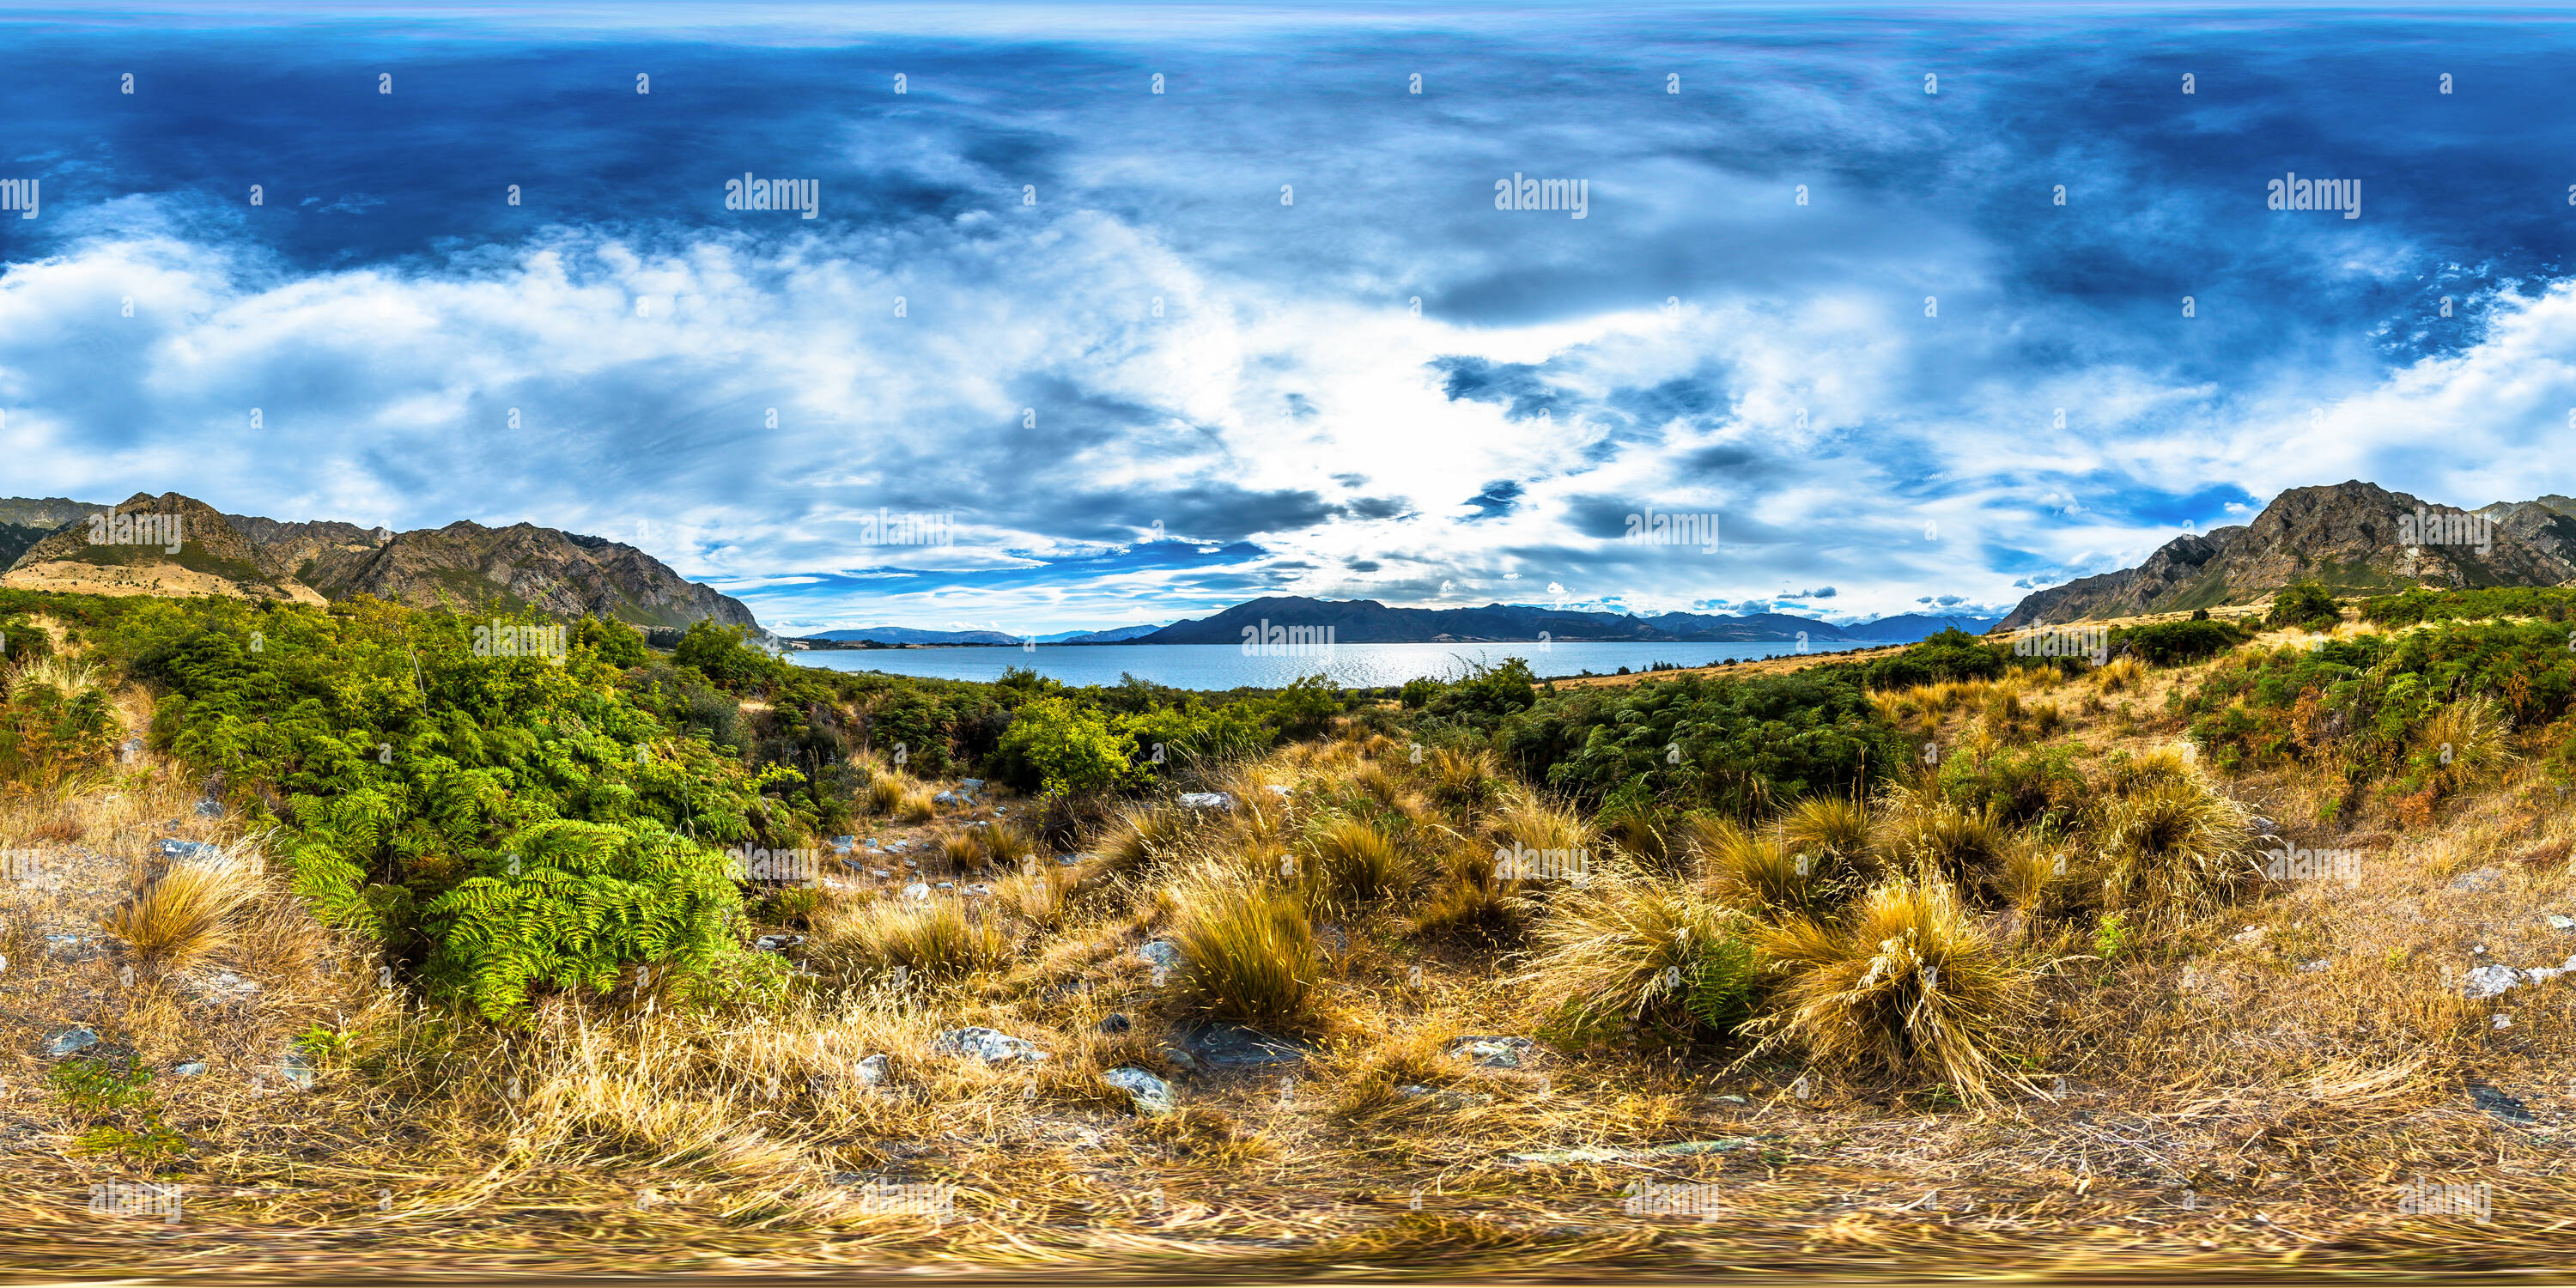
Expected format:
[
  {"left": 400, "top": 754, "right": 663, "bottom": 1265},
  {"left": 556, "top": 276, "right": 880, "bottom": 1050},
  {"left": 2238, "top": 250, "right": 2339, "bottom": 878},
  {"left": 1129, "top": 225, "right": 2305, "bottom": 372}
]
[{"left": 787, "top": 640, "right": 1869, "bottom": 690}]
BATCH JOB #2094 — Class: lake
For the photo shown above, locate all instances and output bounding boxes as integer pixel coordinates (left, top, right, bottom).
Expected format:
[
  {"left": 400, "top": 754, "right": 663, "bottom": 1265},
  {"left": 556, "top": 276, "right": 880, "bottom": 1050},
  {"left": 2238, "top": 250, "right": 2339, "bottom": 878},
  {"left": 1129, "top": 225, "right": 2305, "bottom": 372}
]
[{"left": 786, "top": 640, "right": 1870, "bottom": 690}]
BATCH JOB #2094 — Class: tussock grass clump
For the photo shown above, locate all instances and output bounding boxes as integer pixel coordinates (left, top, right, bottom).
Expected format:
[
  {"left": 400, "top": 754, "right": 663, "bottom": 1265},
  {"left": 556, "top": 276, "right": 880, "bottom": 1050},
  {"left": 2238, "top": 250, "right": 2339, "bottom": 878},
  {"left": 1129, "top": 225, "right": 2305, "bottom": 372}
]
[
  {"left": 104, "top": 856, "right": 258, "bottom": 975},
  {"left": 1687, "top": 818, "right": 1832, "bottom": 918},
  {"left": 1171, "top": 867, "right": 1322, "bottom": 1027},
  {"left": 1404, "top": 837, "right": 1528, "bottom": 944},
  {"left": 993, "top": 861, "right": 1078, "bottom": 928},
  {"left": 936, "top": 829, "right": 984, "bottom": 872},
  {"left": 1519, "top": 866, "right": 1754, "bottom": 1042},
  {"left": 1779, "top": 796, "right": 1873, "bottom": 869},
  {"left": 1877, "top": 786, "right": 2006, "bottom": 888},
  {"left": 2104, "top": 744, "right": 2198, "bottom": 796},
  {"left": 2093, "top": 655, "right": 2146, "bottom": 693},
  {"left": 1302, "top": 815, "right": 1416, "bottom": 908},
  {"left": 985, "top": 823, "right": 1036, "bottom": 867},
  {"left": 2093, "top": 772, "right": 2257, "bottom": 922},
  {"left": 815, "top": 896, "right": 1011, "bottom": 981},
  {"left": 1096, "top": 802, "right": 1187, "bottom": 880},
  {"left": 2420, "top": 694, "right": 2516, "bottom": 797},
  {"left": 1751, "top": 876, "right": 2035, "bottom": 1103},
  {"left": 1487, "top": 793, "right": 1593, "bottom": 868},
  {"left": 1421, "top": 746, "right": 1500, "bottom": 812}
]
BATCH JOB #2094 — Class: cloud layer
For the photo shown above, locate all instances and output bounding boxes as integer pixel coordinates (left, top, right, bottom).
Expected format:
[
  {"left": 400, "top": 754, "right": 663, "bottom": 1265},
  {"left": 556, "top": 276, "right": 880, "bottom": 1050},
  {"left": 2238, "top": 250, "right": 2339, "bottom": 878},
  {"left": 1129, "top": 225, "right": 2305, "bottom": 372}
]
[{"left": 3, "top": 9, "right": 2573, "bottom": 634}]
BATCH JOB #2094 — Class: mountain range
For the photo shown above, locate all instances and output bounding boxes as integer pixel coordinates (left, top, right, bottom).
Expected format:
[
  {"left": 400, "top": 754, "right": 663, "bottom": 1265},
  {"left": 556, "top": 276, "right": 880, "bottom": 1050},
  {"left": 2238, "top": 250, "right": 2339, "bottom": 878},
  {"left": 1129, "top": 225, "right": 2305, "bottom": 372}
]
[
  {"left": 1124, "top": 598, "right": 1996, "bottom": 646},
  {"left": 1, "top": 491, "right": 760, "bottom": 632},
  {"left": 1998, "top": 481, "right": 2576, "bottom": 628}
]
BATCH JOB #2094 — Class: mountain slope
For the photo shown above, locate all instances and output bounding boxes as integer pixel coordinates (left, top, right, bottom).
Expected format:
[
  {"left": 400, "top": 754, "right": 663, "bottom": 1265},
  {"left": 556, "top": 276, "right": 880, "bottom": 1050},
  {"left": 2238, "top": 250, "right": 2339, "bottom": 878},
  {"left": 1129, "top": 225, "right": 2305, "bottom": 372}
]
[
  {"left": 3, "top": 492, "right": 327, "bottom": 604},
  {"left": 1839, "top": 613, "right": 2003, "bottom": 642},
  {"left": 808, "top": 627, "right": 1022, "bottom": 646},
  {"left": 300, "top": 521, "right": 762, "bottom": 629},
  {"left": 2001, "top": 480, "right": 2576, "bottom": 628}
]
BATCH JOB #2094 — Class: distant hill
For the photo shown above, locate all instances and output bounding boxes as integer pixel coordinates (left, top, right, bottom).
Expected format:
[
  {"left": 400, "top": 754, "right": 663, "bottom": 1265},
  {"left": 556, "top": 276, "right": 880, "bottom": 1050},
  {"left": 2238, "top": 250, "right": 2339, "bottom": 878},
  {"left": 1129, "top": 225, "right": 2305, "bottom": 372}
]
[
  {"left": 809, "top": 627, "right": 1023, "bottom": 646},
  {"left": 1999, "top": 480, "right": 2576, "bottom": 628},
  {"left": 1040, "top": 623, "right": 1168, "bottom": 643},
  {"left": 0, "top": 491, "right": 760, "bottom": 631},
  {"left": 1840, "top": 613, "right": 2002, "bottom": 641},
  {"left": 1134, "top": 596, "right": 1857, "bottom": 645}
]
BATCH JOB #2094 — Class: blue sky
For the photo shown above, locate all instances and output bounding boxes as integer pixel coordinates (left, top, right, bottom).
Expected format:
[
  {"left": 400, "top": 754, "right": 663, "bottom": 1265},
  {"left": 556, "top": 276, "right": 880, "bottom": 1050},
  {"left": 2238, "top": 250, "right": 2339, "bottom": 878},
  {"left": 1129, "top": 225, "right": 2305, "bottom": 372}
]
[{"left": 3, "top": 3, "right": 2574, "bottom": 635}]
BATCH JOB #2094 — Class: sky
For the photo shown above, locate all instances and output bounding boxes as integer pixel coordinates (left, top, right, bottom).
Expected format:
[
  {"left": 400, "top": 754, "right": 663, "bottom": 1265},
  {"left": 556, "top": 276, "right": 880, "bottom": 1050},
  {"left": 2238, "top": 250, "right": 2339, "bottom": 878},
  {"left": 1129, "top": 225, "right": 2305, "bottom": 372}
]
[{"left": 3, "top": 3, "right": 2574, "bottom": 636}]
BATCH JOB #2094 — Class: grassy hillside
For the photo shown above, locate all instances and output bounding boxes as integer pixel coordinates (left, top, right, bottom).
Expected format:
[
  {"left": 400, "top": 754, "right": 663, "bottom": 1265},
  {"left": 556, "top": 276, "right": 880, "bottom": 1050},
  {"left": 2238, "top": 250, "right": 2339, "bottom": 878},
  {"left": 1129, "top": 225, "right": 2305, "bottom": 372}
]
[{"left": 0, "top": 592, "right": 2569, "bottom": 1276}]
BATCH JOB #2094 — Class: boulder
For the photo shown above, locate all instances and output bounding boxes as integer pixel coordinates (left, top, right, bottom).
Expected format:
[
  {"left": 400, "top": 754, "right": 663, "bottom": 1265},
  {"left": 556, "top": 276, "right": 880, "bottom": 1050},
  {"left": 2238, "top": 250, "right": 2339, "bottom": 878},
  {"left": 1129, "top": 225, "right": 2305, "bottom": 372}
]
[
  {"left": 41, "top": 1026, "right": 98, "bottom": 1059},
  {"left": 855, "top": 1054, "right": 891, "bottom": 1086},
  {"left": 1137, "top": 939, "right": 1183, "bottom": 971},
  {"left": 902, "top": 882, "right": 932, "bottom": 902},
  {"left": 169, "top": 1061, "right": 208, "bottom": 1077},
  {"left": 1103, "top": 1066, "right": 1175, "bottom": 1115},
  {"left": 754, "top": 933, "right": 805, "bottom": 955},
  {"left": 1446, "top": 1036, "right": 1536, "bottom": 1068},
  {"left": 1178, "top": 792, "right": 1235, "bottom": 810}
]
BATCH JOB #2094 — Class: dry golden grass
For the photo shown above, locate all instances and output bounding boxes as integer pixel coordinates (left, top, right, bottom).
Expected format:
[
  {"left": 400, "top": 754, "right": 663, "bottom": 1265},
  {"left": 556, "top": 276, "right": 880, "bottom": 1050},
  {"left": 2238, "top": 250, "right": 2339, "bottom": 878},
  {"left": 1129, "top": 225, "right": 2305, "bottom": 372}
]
[
  {"left": 10, "top": 623, "right": 2576, "bottom": 1279},
  {"left": 1750, "top": 875, "right": 2037, "bottom": 1103},
  {"left": 1170, "top": 863, "right": 1322, "bottom": 1027},
  {"left": 101, "top": 856, "right": 257, "bottom": 976}
]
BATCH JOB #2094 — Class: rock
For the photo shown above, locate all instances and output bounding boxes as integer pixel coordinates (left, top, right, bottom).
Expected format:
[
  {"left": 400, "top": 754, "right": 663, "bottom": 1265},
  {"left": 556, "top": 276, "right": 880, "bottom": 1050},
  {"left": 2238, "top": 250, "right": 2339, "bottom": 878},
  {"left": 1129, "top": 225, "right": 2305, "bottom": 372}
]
[
  {"left": 828, "top": 835, "right": 857, "bottom": 854},
  {"left": 2549, "top": 914, "right": 2574, "bottom": 932},
  {"left": 41, "top": 1026, "right": 98, "bottom": 1058},
  {"left": 2470, "top": 1084, "right": 2537, "bottom": 1127},
  {"left": 961, "top": 779, "right": 986, "bottom": 792},
  {"left": 963, "top": 884, "right": 992, "bottom": 896},
  {"left": 933, "top": 791, "right": 963, "bottom": 806},
  {"left": 1265, "top": 784, "right": 1292, "bottom": 798},
  {"left": 1057, "top": 854, "right": 1084, "bottom": 867},
  {"left": 2232, "top": 926, "right": 2264, "bottom": 945},
  {"left": 2298, "top": 958, "right": 2330, "bottom": 973},
  {"left": 754, "top": 933, "right": 804, "bottom": 955},
  {"left": 870, "top": 869, "right": 891, "bottom": 879},
  {"left": 2248, "top": 816, "right": 2280, "bottom": 836},
  {"left": 1397, "top": 1084, "right": 1492, "bottom": 1110},
  {"left": 1446, "top": 1036, "right": 1537, "bottom": 1068},
  {"left": 1318, "top": 924, "right": 1349, "bottom": 956},
  {"left": 1175, "top": 1023, "right": 1314, "bottom": 1068},
  {"left": 2451, "top": 866, "right": 2506, "bottom": 892},
  {"left": 152, "top": 839, "right": 227, "bottom": 865},
  {"left": 1137, "top": 939, "right": 1183, "bottom": 971},
  {"left": 862, "top": 838, "right": 882, "bottom": 850},
  {"left": 854, "top": 1054, "right": 890, "bottom": 1086},
  {"left": 1161, "top": 1044, "right": 1200, "bottom": 1073},
  {"left": 282, "top": 1051, "right": 318, "bottom": 1090},
  {"left": 902, "top": 882, "right": 932, "bottom": 902},
  {"left": 1097, "top": 1013, "right": 1131, "bottom": 1034},
  {"left": 2464, "top": 964, "right": 2526, "bottom": 999},
  {"left": 934, "top": 881, "right": 954, "bottom": 890},
  {"left": 44, "top": 934, "right": 101, "bottom": 962},
  {"left": 169, "top": 1061, "right": 207, "bottom": 1076},
  {"left": 1177, "top": 792, "right": 1235, "bottom": 809},
  {"left": 189, "top": 969, "right": 263, "bottom": 1001},
  {"left": 195, "top": 797, "right": 222, "bottom": 818},
  {"left": 1103, "top": 1066, "right": 1175, "bottom": 1115},
  {"left": 931, "top": 1026, "right": 1048, "bottom": 1066}
]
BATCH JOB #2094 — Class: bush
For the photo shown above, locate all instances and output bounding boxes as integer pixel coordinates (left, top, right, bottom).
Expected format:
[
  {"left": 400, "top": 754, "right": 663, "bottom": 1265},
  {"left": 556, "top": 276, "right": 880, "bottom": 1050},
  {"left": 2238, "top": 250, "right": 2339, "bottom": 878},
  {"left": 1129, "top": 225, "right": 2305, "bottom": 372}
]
[
  {"left": 2110, "top": 618, "right": 2251, "bottom": 665},
  {"left": 2268, "top": 581, "right": 2342, "bottom": 633}
]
